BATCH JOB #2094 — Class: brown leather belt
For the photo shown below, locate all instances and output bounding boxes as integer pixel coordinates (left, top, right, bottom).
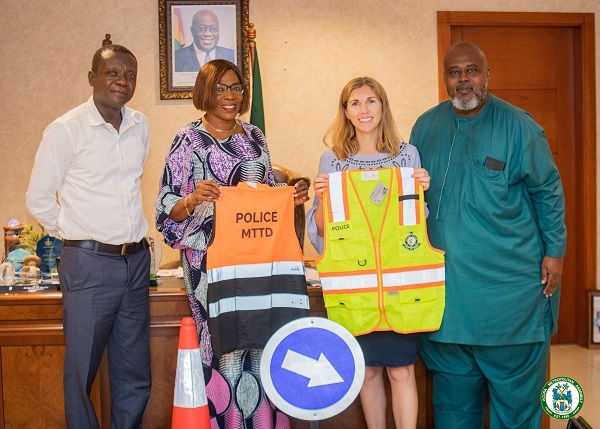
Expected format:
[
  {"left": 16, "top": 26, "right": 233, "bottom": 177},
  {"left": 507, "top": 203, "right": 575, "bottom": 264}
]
[{"left": 63, "top": 239, "right": 149, "bottom": 255}]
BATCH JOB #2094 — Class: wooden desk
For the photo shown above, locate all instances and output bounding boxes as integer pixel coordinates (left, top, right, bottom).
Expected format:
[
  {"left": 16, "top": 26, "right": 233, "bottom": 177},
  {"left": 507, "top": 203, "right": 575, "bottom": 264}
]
[
  {"left": 0, "top": 279, "right": 190, "bottom": 429},
  {"left": 4, "top": 282, "right": 551, "bottom": 429},
  {"left": 0, "top": 281, "right": 434, "bottom": 429}
]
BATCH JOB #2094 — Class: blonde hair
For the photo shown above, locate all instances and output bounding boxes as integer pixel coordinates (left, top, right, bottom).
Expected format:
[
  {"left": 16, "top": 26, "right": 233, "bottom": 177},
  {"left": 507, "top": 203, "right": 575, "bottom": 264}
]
[{"left": 323, "top": 77, "right": 401, "bottom": 159}]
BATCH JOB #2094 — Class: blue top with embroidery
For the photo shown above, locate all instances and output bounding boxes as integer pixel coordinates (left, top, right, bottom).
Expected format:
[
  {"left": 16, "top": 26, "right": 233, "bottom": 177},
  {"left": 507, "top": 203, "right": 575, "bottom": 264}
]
[{"left": 306, "top": 143, "right": 422, "bottom": 254}]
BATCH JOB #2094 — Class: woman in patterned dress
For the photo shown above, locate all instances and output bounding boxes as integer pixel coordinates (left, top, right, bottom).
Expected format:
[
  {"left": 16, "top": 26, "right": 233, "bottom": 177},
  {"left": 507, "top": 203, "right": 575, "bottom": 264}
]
[{"left": 155, "top": 59, "right": 309, "bottom": 429}]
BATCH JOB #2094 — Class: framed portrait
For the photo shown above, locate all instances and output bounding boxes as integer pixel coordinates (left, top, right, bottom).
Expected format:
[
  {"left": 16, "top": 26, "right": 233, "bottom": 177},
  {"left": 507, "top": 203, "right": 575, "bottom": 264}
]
[
  {"left": 589, "top": 291, "right": 600, "bottom": 348},
  {"left": 158, "top": 0, "right": 250, "bottom": 99}
]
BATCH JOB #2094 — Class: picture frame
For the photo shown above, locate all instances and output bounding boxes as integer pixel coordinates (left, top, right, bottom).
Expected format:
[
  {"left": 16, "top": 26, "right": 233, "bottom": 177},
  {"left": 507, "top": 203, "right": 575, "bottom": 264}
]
[
  {"left": 589, "top": 290, "right": 600, "bottom": 348},
  {"left": 158, "top": 0, "right": 250, "bottom": 100}
]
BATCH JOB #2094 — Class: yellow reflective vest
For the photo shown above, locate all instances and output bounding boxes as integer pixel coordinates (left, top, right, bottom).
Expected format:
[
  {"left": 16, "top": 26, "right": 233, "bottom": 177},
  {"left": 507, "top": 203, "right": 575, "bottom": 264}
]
[
  {"left": 316, "top": 167, "right": 445, "bottom": 335},
  {"left": 207, "top": 182, "right": 309, "bottom": 358}
]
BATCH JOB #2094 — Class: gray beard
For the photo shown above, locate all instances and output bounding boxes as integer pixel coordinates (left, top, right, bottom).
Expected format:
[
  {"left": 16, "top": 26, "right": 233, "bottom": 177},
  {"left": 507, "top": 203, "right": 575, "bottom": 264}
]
[
  {"left": 451, "top": 95, "right": 481, "bottom": 111},
  {"left": 450, "top": 84, "right": 488, "bottom": 111}
]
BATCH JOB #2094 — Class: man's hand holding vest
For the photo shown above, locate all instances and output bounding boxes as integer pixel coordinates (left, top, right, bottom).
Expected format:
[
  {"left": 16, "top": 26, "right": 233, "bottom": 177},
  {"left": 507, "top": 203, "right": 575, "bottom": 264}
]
[{"left": 293, "top": 180, "right": 310, "bottom": 206}]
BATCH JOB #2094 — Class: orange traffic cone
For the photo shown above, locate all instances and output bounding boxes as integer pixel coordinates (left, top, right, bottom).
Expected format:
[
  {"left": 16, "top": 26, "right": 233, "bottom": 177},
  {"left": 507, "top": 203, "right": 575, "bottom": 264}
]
[{"left": 171, "top": 317, "right": 211, "bottom": 429}]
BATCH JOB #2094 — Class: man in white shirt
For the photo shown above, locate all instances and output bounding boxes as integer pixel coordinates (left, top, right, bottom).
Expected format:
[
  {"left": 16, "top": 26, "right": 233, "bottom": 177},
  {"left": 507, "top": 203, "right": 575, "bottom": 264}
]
[
  {"left": 26, "top": 44, "right": 151, "bottom": 429},
  {"left": 174, "top": 9, "right": 235, "bottom": 72}
]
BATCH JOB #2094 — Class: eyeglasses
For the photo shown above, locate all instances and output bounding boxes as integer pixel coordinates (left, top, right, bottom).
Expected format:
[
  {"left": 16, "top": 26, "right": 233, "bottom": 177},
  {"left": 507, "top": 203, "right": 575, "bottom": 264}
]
[
  {"left": 216, "top": 84, "right": 244, "bottom": 95},
  {"left": 193, "top": 25, "right": 219, "bottom": 34}
]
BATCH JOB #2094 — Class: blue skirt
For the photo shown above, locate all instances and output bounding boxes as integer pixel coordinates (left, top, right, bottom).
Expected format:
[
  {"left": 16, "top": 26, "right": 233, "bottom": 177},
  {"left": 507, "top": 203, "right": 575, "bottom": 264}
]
[{"left": 355, "top": 331, "right": 419, "bottom": 367}]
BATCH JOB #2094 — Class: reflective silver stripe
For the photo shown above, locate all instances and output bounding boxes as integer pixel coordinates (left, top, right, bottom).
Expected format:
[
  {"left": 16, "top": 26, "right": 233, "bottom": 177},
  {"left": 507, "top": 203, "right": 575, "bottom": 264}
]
[
  {"left": 382, "top": 267, "right": 445, "bottom": 288},
  {"left": 328, "top": 171, "right": 346, "bottom": 223},
  {"left": 207, "top": 261, "right": 305, "bottom": 283},
  {"left": 320, "top": 273, "right": 378, "bottom": 291},
  {"left": 172, "top": 348, "right": 208, "bottom": 408},
  {"left": 320, "top": 267, "right": 444, "bottom": 291},
  {"left": 400, "top": 168, "right": 417, "bottom": 226},
  {"left": 209, "top": 293, "right": 309, "bottom": 318}
]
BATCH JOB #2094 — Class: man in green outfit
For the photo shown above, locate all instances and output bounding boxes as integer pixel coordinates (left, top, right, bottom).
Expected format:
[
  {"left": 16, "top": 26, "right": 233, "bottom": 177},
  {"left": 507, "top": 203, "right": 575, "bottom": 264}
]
[{"left": 410, "top": 41, "right": 566, "bottom": 428}]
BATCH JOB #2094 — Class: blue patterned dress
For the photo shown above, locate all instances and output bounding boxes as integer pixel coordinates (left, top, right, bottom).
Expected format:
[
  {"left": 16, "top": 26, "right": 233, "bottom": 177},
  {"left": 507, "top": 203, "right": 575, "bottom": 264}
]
[{"left": 155, "top": 119, "right": 290, "bottom": 429}]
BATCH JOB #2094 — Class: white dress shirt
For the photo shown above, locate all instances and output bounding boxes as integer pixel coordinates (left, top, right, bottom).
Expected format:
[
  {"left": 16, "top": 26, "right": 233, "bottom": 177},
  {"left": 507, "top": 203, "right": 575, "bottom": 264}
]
[{"left": 26, "top": 96, "right": 150, "bottom": 245}]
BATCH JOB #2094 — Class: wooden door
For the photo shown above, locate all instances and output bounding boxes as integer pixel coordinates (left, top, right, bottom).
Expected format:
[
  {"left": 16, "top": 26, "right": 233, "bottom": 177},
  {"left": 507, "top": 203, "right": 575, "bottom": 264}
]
[{"left": 437, "top": 12, "right": 596, "bottom": 345}]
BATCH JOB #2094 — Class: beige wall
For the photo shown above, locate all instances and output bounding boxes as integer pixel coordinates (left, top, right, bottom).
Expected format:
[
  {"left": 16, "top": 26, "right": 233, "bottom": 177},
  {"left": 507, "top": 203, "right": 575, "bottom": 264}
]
[{"left": 1, "top": 0, "right": 599, "bottom": 269}]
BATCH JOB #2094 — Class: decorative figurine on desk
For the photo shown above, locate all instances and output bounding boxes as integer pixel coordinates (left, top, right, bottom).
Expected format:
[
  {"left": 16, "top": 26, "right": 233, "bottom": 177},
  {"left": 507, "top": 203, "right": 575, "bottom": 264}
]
[
  {"left": 0, "top": 260, "right": 15, "bottom": 286},
  {"left": 3, "top": 220, "right": 45, "bottom": 272},
  {"left": 6, "top": 247, "right": 32, "bottom": 272},
  {"left": 19, "top": 255, "right": 42, "bottom": 285},
  {"left": 3, "top": 219, "right": 24, "bottom": 258}
]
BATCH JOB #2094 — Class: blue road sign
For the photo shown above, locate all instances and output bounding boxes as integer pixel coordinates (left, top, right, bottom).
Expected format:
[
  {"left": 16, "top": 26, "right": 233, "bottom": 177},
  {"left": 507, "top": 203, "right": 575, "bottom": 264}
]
[{"left": 260, "top": 317, "right": 365, "bottom": 421}]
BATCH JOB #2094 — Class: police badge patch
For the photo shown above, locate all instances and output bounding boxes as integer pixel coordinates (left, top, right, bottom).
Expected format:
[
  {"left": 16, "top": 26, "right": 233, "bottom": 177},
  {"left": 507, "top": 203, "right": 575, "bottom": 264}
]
[{"left": 402, "top": 232, "right": 420, "bottom": 251}]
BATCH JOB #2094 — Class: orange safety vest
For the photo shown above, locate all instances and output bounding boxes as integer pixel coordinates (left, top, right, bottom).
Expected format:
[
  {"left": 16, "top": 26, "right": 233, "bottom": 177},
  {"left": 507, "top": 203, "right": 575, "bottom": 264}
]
[
  {"left": 316, "top": 167, "right": 445, "bottom": 335},
  {"left": 206, "top": 182, "right": 309, "bottom": 357}
]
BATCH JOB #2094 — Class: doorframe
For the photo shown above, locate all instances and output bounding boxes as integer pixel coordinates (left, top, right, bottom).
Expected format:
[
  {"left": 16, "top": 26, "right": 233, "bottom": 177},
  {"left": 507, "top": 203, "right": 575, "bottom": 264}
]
[{"left": 437, "top": 11, "right": 596, "bottom": 347}]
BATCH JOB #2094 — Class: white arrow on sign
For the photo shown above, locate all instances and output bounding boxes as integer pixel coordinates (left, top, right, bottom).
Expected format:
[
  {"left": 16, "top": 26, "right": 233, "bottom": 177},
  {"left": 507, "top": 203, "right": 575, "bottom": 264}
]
[{"left": 281, "top": 349, "right": 344, "bottom": 387}]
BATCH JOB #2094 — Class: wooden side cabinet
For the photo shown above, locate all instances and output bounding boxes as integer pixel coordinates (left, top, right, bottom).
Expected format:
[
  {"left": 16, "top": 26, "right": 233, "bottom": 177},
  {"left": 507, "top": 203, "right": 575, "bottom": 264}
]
[
  {"left": 0, "top": 292, "right": 69, "bottom": 428},
  {"left": 0, "top": 280, "right": 191, "bottom": 429}
]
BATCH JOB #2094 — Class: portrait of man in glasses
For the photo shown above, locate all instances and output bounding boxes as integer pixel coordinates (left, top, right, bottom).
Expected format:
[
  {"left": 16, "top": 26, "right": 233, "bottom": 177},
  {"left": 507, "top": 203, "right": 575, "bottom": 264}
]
[{"left": 174, "top": 9, "right": 236, "bottom": 73}]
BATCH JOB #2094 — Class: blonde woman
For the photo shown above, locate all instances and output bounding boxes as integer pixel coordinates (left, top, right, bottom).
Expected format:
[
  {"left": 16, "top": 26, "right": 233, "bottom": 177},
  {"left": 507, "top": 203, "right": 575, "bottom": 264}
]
[{"left": 307, "top": 77, "right": 430, "bottom": 429}]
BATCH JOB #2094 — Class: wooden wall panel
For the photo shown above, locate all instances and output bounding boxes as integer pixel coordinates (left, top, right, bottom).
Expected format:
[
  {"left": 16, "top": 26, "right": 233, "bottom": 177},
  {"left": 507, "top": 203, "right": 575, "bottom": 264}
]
[{"left": 461, "top": 26, "right": 557, "bottom": 89}]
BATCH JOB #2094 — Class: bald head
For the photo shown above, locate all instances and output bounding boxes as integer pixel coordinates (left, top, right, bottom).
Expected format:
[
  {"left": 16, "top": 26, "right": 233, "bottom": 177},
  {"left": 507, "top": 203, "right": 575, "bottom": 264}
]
[
  {"left": 443, "top": 41, "right": 490, "bottom": 116},
  {"left": 444, "top": 41, "right": 488, "bottom": 71},
  {"left": 191, "top": 9, "right": 220, "bottom": 52},
  {"left": 192, "top": 9, "right": 218, "bottom": 27}
]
